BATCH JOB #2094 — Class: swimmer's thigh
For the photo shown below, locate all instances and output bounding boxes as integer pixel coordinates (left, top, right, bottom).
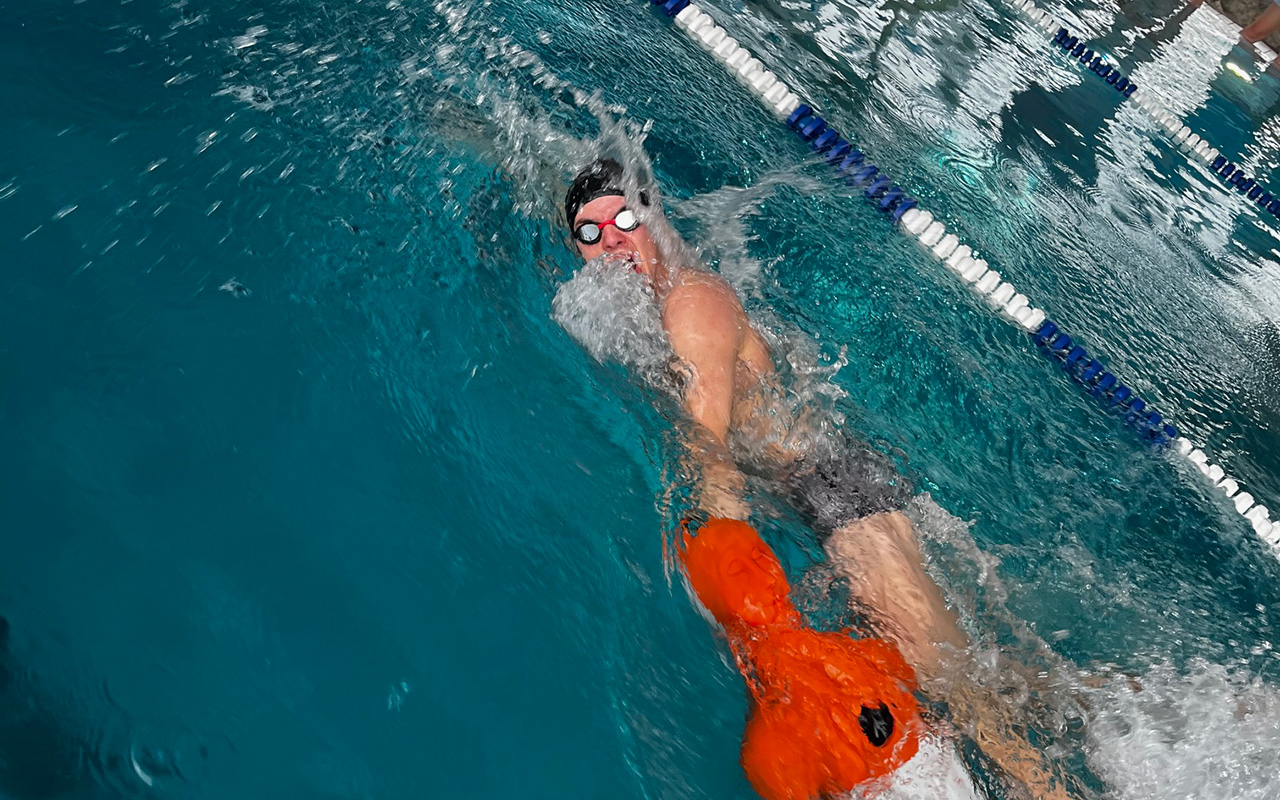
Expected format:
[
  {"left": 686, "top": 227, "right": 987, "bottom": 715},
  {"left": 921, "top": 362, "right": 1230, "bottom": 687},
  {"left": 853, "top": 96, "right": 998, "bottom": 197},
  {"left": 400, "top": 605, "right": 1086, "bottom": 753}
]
[{"left": 825, "top": 512, "right": 966, "bottom": 675}]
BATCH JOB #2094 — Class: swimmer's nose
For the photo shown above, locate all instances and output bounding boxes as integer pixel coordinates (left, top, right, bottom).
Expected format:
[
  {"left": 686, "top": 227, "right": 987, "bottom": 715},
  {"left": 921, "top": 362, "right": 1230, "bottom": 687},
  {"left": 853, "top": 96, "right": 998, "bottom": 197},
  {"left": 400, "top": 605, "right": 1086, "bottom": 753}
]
[{"left": 600, "top": 223, "right": 630, "bottom": 253}]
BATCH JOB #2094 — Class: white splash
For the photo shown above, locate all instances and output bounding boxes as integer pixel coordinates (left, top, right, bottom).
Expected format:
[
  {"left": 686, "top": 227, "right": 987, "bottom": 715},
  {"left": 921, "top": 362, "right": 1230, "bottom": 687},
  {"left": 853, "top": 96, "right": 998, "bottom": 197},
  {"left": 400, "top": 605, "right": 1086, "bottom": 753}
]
[
  {"left": 872, "top": 735, "right": 980, "bottom": 800},
  {"left": 1084, "top": 658, "right": 1280, "bottom": 799},
  {"left": 552, "top": 253, "right": 673, "bottom": 380}
]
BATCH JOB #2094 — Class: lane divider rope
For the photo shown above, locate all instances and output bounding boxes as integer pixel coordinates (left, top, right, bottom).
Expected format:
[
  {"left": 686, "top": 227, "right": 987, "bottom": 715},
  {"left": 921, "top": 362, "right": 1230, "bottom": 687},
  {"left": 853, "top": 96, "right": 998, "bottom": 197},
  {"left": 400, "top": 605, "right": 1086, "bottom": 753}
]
[
  {"left": 644, "top": 0, "right": 1278, "bottom": 551},
  {"left": 1039, "top": 16, "right": 1280, "bottom": 223}
]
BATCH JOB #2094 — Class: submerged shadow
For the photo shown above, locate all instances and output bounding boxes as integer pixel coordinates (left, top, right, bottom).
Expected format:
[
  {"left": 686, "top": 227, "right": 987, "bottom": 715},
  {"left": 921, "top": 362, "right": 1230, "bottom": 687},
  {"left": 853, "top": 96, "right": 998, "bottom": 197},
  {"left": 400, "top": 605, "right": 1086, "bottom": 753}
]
[{"left": 0, "top": 616, "right": 120, "bottom": 800}]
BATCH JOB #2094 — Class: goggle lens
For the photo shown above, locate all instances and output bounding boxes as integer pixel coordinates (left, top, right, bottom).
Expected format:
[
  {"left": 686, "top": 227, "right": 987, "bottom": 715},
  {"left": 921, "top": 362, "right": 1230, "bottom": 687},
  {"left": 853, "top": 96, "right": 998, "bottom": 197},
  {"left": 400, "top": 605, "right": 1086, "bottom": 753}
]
[{"left": 614, "top": 208, "right": 640, "bottom": 232}]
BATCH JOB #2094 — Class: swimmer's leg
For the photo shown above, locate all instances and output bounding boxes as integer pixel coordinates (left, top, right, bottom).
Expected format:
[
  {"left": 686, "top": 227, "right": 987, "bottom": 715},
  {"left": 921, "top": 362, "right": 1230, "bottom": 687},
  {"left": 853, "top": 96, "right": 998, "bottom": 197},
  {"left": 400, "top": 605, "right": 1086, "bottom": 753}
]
[
  {"left": 824, "top": 511, "right": 967, "bottom": 678},
  {"left": 828, "top": 523, "right": 1081, "bottom": 799},
  {"left": 944, "top": 675, "right": 1082, "bottom": 800}
]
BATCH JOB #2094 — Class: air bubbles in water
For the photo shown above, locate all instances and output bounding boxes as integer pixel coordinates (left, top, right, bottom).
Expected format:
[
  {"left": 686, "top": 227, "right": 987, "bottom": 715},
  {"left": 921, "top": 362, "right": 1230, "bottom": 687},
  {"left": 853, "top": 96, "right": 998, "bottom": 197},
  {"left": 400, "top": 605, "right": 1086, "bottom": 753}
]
[
  {"left": 387, "top": 680, "right": 411, "bottom": 711},
  {"left": 213, "top": 85, "right": 276, "bottom": 111},
  {"left": 231, "top": 25, "right": 268, "bottom": 50},
  {"left": 219, "top": 277, "right": 251, "bottom": 298}
]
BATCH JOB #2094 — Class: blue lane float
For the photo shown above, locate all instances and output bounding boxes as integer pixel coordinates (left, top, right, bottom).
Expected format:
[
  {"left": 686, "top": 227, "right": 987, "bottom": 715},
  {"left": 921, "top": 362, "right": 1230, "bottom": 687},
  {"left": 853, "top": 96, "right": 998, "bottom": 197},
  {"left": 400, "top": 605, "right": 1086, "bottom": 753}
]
[
  {"left": 1211, "top": 155, "right": 1280, "bottom": 221},
  {"left": 644, "top": 0, "right": 1278, "bottom": 547},
  {"left": 1031, "top": 319, "right": 1178, "bottom": 443},
  {"left": 1051, "top": 27, "right": 1138, "bottom": 98},
  {"left": 783, "top": 103, "right": 919, "bottom": 222}
]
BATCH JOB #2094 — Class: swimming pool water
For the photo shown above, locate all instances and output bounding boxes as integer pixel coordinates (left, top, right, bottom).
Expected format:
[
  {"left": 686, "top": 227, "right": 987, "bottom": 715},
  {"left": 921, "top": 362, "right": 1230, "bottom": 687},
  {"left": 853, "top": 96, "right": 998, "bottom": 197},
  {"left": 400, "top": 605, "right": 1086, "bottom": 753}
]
[{"left": 3, "top": 0, "right": 1280, "bottom": 797}]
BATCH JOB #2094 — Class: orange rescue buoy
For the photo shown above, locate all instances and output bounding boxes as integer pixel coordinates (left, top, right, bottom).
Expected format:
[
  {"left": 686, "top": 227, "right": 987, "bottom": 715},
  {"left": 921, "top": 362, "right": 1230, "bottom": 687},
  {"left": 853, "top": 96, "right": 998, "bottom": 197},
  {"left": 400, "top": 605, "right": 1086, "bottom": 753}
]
[{"left": 681, "top": 518, "right": 922, "bottom": 800}]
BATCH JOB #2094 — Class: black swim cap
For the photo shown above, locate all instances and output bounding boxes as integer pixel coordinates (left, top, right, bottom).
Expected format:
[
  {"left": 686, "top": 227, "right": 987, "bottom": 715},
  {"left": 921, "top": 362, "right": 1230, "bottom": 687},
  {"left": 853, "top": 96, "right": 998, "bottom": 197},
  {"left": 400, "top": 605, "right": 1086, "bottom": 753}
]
[{"left": 564, "top": 158, "right": 648, "bottom": 226}]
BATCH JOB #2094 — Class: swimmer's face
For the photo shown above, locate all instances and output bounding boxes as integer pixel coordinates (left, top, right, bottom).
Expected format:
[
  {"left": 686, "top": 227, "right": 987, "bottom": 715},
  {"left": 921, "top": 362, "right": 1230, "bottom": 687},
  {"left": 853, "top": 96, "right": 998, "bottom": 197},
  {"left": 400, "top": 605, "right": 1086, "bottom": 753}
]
[
  {"left": 683, "top": 519, "right": 799, "bottom": 628},
  {"left": 573, "top": 195, "right": 662, "bottom": 277}
]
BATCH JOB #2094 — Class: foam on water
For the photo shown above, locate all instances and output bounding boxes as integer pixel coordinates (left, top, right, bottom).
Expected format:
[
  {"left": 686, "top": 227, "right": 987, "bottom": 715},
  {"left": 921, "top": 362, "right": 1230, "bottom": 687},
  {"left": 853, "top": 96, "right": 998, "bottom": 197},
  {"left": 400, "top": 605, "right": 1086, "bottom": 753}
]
[{"left": 672, "top": 170, "right": 825, "bottom": 294}]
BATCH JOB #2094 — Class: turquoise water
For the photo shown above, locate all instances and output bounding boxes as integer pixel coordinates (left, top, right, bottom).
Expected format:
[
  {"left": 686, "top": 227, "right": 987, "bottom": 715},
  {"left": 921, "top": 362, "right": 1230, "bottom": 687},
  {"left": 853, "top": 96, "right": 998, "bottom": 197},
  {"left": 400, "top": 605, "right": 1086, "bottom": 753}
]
[{"left": 4, "top": 0, "right": 1280, "bottom": 797}]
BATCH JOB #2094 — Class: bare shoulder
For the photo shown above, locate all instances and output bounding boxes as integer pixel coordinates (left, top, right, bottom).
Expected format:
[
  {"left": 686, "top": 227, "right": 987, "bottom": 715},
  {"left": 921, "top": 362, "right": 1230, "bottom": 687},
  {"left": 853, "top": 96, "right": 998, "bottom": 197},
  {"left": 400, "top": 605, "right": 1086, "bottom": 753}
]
[
  {"left": 670, "top": 267, "right": 737, "bottom": 298},
  {"left": 662, "top": 269, "right": 745, "bottom": 329}
]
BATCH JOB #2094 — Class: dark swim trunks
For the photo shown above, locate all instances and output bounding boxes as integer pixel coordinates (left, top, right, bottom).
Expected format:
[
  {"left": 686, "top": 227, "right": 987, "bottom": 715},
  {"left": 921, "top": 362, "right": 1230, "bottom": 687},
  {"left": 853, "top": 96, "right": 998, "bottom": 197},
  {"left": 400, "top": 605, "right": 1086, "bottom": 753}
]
[{"left": 785, "top": 438, "right": 910, "bottom": 541}]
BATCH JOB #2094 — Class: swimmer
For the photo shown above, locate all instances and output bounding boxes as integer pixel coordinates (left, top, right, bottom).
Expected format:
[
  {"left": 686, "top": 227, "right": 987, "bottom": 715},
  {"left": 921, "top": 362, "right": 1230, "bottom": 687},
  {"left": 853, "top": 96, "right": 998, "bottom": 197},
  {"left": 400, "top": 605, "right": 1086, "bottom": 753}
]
[
  {"left": 564, "top": 159, "right": 1081, "bottom": 799},
  {"left": 564, "top": 158, "right": 962, "bottom": 675}
]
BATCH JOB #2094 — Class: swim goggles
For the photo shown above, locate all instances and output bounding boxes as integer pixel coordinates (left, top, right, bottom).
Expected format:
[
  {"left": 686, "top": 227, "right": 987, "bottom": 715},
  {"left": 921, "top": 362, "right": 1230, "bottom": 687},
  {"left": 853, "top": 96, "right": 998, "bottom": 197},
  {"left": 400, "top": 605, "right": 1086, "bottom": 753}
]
[{"left": 573, "top": 208, "right": 641, "bottom": 245}]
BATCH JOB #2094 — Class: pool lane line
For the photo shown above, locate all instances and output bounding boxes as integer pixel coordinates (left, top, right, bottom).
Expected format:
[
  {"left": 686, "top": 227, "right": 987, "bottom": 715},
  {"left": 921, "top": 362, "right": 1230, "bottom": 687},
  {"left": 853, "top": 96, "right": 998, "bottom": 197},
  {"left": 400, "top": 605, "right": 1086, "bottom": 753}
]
[
  {"left": 1042, "top": 22, "right": 1280, "bottom": 222},
  {"left": 1008, "top": 0, "right": 1280, "bottom": 225},
  {"left": 644, "top": 0, "right": 1279, "bottom": 552},
  {"left": 1004, "top": 2, "right": 1280, "bottom": 544}
]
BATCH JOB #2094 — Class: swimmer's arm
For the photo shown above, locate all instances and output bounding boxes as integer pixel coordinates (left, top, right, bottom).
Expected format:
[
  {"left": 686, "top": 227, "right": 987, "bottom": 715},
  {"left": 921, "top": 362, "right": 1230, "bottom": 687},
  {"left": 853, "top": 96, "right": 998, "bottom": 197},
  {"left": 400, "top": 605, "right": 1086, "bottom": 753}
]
[
  {"left": 664, "top": 281, "right": 749, "bottom": 519},
  {"left": 679, "top": 422, "right": 749, "bottom": 520},
  {"left": 662, "top": 281, "right": 743, "bottom": 444}
]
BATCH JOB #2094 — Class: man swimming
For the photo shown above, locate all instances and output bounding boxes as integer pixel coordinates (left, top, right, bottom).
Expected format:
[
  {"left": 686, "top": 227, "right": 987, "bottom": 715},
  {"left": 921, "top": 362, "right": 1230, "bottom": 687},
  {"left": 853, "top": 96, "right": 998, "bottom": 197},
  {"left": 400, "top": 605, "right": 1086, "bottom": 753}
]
[
  {"left": 563, "top": 158, "right": 1081, "bottom": 799},
  {"left": 564, "top": 157, "right": 964, "bottom": 675}
]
